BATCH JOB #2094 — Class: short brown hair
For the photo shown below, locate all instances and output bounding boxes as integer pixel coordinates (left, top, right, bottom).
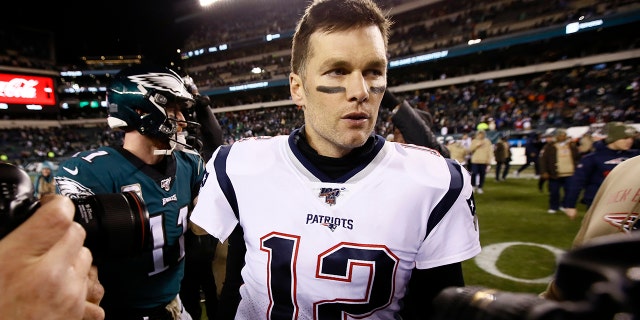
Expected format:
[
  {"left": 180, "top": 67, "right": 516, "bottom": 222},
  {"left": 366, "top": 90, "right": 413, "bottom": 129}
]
[{"left": 290, "top": 0, "right": 392, "bottom": 76}]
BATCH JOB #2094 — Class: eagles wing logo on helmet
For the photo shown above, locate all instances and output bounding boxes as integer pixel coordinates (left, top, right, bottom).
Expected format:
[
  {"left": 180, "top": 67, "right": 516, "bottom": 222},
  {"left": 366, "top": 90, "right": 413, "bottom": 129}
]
[{"left": 128, "top": 72, "right": 193, "bottom": 100}]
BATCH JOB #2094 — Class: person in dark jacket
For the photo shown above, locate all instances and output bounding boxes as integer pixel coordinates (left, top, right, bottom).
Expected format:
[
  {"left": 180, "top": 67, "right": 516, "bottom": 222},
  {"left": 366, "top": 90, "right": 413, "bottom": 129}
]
[
  {"left": 494, "top": 135, "right": 511, "bottom": 181},
  {"left": 539, "top": 129, "right": 581, "bottom": 214},
  {"left": 563, "top": 122, "right": 639, "bottom": 219},
  {"left": 515, "top": 132, "right": 542, "bottom": 177}
]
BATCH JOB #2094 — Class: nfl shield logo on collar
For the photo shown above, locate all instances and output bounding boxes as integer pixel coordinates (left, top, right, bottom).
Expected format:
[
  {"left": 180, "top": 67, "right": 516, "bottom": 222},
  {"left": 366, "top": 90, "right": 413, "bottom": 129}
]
[{"left": 161, "top": 177, "right": 172, "bottom": 191}]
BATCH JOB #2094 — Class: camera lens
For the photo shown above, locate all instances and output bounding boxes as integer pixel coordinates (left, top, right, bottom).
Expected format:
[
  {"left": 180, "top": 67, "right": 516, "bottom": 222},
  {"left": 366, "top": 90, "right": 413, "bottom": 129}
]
[
  {"left": 1, "top": 162, "right": 151, "bottom": 261},
  {"left": 73, "top": 191, "right": 151, "bottom": 260},
  {"left": 0, "top": 163, "right": 40, "bottom": 239},
  {"left": 432, "top": 286, "right": 563, "bottom": 320}
]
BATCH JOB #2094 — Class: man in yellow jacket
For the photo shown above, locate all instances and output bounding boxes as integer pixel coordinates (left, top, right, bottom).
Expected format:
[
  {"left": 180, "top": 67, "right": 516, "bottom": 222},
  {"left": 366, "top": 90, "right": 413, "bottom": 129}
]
[{"left": 470, "top": 130, "right": 493, "bottom": 194}]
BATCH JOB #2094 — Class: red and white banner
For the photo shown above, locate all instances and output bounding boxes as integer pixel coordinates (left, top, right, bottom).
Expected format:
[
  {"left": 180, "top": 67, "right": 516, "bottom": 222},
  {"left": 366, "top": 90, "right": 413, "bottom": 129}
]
[{"left": 0, "top": 73, "right": 56, "bottom": 105}]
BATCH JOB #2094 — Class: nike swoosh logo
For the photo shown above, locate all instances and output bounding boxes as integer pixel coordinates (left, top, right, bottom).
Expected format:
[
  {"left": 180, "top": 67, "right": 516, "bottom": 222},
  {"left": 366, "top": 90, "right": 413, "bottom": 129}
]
[{"left": 63, "top": 166, "right": 79, "bottom": 175}]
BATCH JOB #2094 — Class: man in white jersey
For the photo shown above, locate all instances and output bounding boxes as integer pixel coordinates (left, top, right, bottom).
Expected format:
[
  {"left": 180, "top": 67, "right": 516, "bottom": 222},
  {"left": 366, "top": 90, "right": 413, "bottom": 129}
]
[{"left": 190, "top": 0, "right": 481, "bottom": 319}]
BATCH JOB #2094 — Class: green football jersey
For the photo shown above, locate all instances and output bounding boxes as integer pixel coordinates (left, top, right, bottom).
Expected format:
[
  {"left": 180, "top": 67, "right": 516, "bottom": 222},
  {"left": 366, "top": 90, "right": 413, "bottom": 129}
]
[{"left": 55, "top": 146, "right": 205, "bottom": 310}]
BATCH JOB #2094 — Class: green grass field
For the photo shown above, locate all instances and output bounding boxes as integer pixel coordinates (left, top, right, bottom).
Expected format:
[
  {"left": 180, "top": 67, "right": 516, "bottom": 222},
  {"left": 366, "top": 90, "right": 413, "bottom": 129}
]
[{"left": 462, "top": 169, "right": 585, "bottom": 295}]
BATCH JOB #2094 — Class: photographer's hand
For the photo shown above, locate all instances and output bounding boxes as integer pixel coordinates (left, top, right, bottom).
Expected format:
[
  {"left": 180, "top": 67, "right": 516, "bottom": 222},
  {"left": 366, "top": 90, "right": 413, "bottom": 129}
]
[
  {"left": 0, "top": 195, "right": 105, "bottom": 320},
  {"left": 84, "top": 266, "right": 105, "bottom": 320}
]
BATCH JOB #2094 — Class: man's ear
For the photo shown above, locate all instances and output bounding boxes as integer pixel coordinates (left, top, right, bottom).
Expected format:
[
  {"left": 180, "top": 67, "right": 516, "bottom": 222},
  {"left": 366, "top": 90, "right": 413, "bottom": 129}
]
[{"left": 290, "top": 72, "right": 305, "bottom": 106}]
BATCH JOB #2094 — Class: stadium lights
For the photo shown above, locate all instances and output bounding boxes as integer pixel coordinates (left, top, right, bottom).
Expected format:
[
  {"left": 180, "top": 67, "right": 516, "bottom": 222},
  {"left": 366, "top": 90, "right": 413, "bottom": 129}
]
[
  {"left": 565, "top": 19, "right": 603, "bottom": 34},
  {"left": 389, "top": 50, "right": 449, "bottom": 68},
  {"left": 266, "top": 33, "right": 281, "bottom": 41},
  {"left": 199, "top": 0, "right": 219, "bottom": 7},
  {"left": 61, "top": 71, "right": 83, "bottom": 77}
]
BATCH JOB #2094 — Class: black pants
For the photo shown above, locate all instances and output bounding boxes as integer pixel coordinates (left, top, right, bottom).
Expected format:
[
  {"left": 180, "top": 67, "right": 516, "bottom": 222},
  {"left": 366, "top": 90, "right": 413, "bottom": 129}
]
[
  {"left": 471, "top": 163, "right": 487, "bottom": 188},
  {"left": 517, "top": 156, "right": 539, "bottom": 175},
  {"left": 495, "top": 161, "right": 510, "bottom": 180}
]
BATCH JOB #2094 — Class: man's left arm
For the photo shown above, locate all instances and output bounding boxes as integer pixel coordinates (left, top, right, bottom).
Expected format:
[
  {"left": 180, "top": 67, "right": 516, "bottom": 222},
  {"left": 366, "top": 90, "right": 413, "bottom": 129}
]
[{"left": 400, "top": 263, "right": 464, "bottom": 320}]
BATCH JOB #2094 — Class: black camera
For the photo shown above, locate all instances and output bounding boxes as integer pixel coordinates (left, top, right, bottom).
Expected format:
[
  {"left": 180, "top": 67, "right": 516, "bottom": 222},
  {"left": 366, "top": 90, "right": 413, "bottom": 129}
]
[
  {"left": 432, "top": 232, "right": 640, "bottom": 320},
  {"left": 0, "top": 162, "right": 151, "bottom": 261}
]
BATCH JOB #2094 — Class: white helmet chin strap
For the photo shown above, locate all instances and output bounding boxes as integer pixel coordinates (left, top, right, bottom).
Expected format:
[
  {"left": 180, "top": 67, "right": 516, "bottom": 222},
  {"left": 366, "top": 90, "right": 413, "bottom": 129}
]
[{"left": 153, "top": 131, "right": 198, "bottom": 155}]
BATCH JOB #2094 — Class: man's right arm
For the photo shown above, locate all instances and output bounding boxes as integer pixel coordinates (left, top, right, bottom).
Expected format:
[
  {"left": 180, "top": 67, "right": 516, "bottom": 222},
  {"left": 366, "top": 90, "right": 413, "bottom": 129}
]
[{"left": 193, "top": 95, "right": 223, "bottom": 162}]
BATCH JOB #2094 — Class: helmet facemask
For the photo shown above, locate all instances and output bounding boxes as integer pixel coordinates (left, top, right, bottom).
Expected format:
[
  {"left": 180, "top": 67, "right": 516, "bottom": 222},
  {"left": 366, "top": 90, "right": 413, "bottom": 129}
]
[
  {"left": 139, "top": 89, "right": 181, "bottom": 139},
  {"left": 149, "top": 94, "right": 199, "bottom": 155}
]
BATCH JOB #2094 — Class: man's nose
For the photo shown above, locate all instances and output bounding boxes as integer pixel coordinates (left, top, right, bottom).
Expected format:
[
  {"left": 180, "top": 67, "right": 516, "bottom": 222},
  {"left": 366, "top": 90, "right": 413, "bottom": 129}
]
[
  {"left": 347, "top": 73, "right": 369, "bottom": 103},
  {"left": 175, "top": 112, "right": 187, "bottom": 129}
]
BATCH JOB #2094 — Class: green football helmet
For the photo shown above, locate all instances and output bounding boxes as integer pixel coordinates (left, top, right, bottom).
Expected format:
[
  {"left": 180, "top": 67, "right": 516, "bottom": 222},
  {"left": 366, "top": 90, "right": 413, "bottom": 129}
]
[{"left": 107, "top": 65, "right": 195, "bottom": 140}]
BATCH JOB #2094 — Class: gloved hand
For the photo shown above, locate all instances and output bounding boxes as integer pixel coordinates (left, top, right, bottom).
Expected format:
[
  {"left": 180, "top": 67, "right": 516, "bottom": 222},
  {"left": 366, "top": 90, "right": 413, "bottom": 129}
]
[
  {"left": 182, "top": 75, "right": 223, "bottom": 162},
  {"left": 381, "top": 90, "right": 402, "bottom": 111},
  {"left": 183, "top": 75, "right": 199, "bottom": 96},
  {"left": 383, "top": 90, "right": 451, "bottom": 158},
  {"left": 183, "top": 75, "right": 213, "bottom": 114},
  {"left": 194, "top": 95, "right": 212, "bottom": 114}
]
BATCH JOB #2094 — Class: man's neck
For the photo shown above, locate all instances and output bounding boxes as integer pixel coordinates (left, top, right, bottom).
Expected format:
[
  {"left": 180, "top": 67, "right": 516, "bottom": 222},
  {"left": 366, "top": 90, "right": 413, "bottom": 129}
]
[{"left": 295, "top": 128, "right": 377, "bottom": 180}]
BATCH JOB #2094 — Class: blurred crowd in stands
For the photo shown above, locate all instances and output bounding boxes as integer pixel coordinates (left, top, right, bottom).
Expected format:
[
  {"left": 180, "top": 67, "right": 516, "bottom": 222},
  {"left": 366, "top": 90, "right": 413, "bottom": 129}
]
[
  {"left": 0, "top": 126, "right": 123, "bottom": 168},
  {"left": 2, "top": 58, "right": 638, "bottom": 166},
  {"left": 181, "top": 0, "right": 637, "bottom": 89},
  {"left": 2, "top": 57, "right": 640, "bottom": 166}
]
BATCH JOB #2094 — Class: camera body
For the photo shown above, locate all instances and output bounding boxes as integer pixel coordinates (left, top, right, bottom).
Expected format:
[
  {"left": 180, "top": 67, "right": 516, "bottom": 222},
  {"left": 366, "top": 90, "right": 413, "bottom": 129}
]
[
  {"left": 433, "top": 232, "right": 640, "bottom": 320},
  {"left": 0, "top": 162, "right": 151, "bottom": 262}
]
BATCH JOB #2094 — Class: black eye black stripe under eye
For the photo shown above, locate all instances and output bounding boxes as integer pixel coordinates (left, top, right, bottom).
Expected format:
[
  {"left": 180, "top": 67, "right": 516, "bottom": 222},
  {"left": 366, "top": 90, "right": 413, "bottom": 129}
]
[
  {"left": 316, "top": 86, "right": 386, "bottom": 94},
  {"left": 316, "top": 86, "right": 345, "bottom": 93},
  {"left": 370, "top": 86, "right": 385, "bottom": 94}
]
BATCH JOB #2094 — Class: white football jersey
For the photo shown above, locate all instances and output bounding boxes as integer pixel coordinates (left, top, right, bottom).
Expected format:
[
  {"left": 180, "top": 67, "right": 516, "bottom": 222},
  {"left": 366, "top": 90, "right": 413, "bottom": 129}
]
[{"left": 191, "top": 133, "right": 480, "bottom": 319}]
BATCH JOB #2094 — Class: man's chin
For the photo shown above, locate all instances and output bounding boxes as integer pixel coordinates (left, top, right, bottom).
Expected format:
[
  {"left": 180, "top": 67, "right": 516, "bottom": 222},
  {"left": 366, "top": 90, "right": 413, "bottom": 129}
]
[{"left": 342, "top": 132, "right": 371, "bottom": 148}]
